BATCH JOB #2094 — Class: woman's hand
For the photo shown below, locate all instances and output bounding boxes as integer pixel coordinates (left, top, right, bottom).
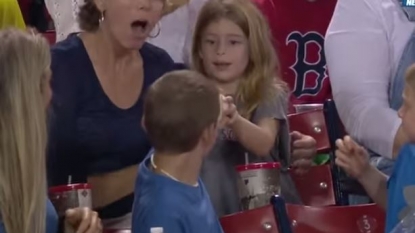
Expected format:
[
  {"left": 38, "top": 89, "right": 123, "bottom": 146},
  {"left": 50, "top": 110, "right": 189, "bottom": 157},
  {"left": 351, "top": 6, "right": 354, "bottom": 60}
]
[
  {"left": 290, "top": 131, "right": 317, "bottom": 174},
  {"left": 25, "top": 27, "right": 38, "bottom": 35},
  {"left": 163, "top": 0, "right": 190, "bottom": 15},
  {"left": 65, "top": 207, "right": 102, "bottom": 233},
  {"left": 335, "top": 136, "right": 370, "bottom": 179}
]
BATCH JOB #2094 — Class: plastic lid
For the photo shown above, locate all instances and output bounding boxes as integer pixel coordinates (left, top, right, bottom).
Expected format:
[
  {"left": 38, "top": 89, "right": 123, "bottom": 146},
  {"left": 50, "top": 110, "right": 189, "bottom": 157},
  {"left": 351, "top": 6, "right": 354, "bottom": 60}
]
[
  {"left": 236, "top": 162, "right": 281, "bottom": 172},
  {"left": 48, "top": 183, "right": 91, "bottom": 194},
  {"left": 150, "top": 227, "right": 164, "bottom": 233}
]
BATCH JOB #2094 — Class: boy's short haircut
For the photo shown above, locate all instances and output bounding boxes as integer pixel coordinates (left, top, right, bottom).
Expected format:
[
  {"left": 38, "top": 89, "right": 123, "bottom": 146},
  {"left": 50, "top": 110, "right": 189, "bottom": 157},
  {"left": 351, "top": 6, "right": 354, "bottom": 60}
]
[{"left": 144, "top": 70, "right": 220, "bottom": 153}]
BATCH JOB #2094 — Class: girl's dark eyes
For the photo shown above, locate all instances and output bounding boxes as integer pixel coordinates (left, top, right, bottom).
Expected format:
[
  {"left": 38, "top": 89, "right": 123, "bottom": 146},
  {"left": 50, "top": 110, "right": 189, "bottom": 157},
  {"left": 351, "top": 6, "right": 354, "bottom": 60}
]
[{"left": 203, "top": 39, "right": 242, "bottom": 45}]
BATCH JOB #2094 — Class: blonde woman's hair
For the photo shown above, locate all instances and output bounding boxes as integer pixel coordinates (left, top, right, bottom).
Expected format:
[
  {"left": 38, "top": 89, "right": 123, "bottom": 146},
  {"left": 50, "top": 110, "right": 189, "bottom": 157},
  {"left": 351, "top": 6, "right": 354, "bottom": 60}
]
[
  {"left": 191, "top": 0, "right": 286, "bottom": 118},
  {"left": 0, "top": 28, "right": 51, "bottom": 233}
]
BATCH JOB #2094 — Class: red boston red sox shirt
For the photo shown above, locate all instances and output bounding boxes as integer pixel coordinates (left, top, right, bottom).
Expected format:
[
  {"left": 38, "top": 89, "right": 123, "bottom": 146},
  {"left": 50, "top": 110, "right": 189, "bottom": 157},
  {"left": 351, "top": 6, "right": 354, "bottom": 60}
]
[{"left": 253, "top": 0, "right": 337, "bottom": 107}]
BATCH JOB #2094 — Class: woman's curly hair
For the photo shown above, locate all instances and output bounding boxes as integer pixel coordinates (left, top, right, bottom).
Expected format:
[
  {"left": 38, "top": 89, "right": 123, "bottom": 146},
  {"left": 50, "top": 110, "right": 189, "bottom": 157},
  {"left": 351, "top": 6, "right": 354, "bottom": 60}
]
[{"left": 78, "top": 0, "right": 102, "bottom": 32}]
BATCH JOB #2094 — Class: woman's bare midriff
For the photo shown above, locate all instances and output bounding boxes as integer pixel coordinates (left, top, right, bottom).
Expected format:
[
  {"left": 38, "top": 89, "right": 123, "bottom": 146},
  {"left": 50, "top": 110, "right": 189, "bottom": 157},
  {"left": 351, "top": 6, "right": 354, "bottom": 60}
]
[{"left": 88, "top": 164, "right": 138, "bottom": 208}]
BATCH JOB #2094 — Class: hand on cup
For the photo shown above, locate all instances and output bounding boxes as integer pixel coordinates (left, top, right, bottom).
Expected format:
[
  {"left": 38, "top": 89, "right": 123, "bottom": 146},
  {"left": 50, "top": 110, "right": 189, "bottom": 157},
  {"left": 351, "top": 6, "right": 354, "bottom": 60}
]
[
  {"left": 49, "top": 183, "right": 92, "bottom": 217},
  {"left": 290, "top": 131, "right": 317, "bottom": 175},
  {"left": 65, "top": 208, "right": 102, "bottom": 233}
]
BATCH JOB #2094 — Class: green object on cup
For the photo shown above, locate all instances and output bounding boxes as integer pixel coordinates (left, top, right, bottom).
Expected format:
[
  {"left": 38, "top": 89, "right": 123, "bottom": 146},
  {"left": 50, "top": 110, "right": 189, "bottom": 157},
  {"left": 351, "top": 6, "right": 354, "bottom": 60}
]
[{"left": 314, "top": 153, "right": 330, "bottom": 165}]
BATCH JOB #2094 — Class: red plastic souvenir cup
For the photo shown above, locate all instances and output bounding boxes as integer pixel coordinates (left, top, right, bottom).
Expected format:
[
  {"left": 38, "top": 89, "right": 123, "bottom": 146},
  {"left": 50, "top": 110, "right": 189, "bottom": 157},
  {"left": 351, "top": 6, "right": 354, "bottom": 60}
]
[
  {"left": 236, "top": 162, "right": 281, "bottom": 211},
  {"left": 48, "top": 183, "right": 92, "bottom": 217}
]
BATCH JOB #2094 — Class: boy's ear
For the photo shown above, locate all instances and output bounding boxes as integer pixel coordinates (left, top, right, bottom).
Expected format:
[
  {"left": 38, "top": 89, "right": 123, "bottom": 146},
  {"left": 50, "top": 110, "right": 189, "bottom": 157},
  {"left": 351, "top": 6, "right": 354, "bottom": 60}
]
[
  {"left": 208, "top": 123, "right": 219, "bottom": 142},
  {"left": 141, "top": 116, "right": 147, "bottom": 132},
  {"left": 200, "top": 123, "right": 215, "bottom": 145}
]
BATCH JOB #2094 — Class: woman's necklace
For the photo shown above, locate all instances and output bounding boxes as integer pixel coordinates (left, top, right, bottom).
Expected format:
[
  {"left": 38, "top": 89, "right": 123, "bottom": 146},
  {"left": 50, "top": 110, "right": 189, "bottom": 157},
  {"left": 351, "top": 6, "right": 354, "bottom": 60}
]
[{"left": 150, "top": 154, "right": 198, "bottom": 186}]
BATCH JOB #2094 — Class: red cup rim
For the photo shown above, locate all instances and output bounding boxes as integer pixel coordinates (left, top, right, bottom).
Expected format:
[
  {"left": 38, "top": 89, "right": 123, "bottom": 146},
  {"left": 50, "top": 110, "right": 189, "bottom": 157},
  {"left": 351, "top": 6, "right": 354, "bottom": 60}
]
[
  {"left": 236, "top": 162, "right": 281, "bottom": 172},
  {"left": 49, "top": 183, "right": 91, "bottom": 194}
]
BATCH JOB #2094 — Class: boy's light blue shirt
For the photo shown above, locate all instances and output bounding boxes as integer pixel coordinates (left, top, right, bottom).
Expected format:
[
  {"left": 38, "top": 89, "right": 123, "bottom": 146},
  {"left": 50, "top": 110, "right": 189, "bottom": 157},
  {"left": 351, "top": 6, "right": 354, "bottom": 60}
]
[
  {"left": 132, "top": 151, "right": 224, "bottom": 233},
  {"left": 386, "top": 143, "right": 415, "bottom": 232}
]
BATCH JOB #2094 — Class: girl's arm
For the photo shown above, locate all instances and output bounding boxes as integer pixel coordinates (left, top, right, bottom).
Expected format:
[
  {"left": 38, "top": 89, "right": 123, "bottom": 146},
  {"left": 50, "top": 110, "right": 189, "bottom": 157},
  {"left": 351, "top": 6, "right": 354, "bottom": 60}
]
[
  {"left": 230, "top": 115, "right": 278, "bottom": 157},
  {"left": 228, "top": 92, "right": 287, "bottom": 157}
]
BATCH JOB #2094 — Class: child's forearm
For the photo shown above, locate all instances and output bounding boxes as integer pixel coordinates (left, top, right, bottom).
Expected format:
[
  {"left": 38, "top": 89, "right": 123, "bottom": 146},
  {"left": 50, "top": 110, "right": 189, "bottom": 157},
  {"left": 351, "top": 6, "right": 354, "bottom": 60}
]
[
  {"left": 357, "top": 165, "right": 388, "bottom": 210},
  {"left": 231, "top": 115, "right": 276, "bottom": 157}
]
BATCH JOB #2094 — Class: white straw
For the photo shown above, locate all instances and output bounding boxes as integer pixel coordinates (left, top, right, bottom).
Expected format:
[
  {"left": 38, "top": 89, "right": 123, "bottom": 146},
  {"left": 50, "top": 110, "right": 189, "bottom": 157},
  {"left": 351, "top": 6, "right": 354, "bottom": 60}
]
[
  {"left": 67, "top": 175, "right": 72, "bottom": 185},
  {"left": 245, "top": 152, "right": 249, "bottom": 165}
]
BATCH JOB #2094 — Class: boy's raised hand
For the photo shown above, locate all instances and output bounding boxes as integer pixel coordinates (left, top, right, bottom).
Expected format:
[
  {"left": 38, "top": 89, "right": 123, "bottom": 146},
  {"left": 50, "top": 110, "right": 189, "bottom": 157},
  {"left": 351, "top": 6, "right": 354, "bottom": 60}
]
[{"left": 335, "top": 136, "right": 370, "bottom": 180}]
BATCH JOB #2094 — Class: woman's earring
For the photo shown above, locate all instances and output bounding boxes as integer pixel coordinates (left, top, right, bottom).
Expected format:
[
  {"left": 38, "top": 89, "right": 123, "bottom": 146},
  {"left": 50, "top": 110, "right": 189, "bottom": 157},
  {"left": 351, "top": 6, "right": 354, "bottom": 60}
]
[
  {"left": 149, "top": 23, "right": 161, "bottom": 38},
  {"left": 99, "top": 11, "right": 105, "bottom": 24}
]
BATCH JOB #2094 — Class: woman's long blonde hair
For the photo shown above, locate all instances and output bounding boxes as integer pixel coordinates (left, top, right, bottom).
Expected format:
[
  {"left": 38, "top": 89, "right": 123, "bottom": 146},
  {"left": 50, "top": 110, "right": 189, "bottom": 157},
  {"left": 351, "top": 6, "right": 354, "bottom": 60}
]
[
  {"left": 0, "top": 29, "right": 50, "bottom": 233},
  {"left": 191, "top": 0, "right": 286, "bottom": 118}
]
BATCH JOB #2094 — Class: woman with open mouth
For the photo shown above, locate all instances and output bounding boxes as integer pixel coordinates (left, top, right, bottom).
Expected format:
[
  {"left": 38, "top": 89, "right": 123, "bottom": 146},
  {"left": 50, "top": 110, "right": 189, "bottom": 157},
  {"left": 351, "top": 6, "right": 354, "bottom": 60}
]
[
  {"left": 45, "top": 0, "right": 206, "bottom": 69},
  {"left": 47, "top": 0, "right": 174, "bottom": 229}
]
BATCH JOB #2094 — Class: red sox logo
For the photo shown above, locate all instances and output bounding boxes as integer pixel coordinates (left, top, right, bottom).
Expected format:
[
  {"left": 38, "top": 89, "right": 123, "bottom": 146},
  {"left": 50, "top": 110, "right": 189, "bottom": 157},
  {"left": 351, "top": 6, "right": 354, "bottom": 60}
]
[{"left": 286, "top": 31, "right": 328, "bottom": 98}]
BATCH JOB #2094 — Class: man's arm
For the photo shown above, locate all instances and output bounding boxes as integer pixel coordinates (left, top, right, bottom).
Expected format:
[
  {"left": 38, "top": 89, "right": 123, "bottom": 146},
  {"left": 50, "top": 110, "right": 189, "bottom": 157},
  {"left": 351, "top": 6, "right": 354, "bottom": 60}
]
[{"left": 325, "top": 0, "right": 403, "bottom": 159}]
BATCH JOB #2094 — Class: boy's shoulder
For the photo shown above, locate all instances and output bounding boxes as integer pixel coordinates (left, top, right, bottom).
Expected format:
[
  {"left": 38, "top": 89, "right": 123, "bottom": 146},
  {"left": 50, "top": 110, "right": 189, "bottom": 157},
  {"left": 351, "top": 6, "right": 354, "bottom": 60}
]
[
  {"left": 132, "top": 174, "right": 188, "bottom": 233},
  {"left": 134, "top": 156, "right": 198, "bottom": 211},
  {"left": 133, "top": 165, "right": 223, "bottom": 233},
  {"left": 386, "top": 144, "right": 415, "bottom": 232},
  {"left": 393, "top": 144, "right": 415, "bottom": 172},
  {"left": 389, "top": 144, "right": 415, "bottom": 184},
  {"left": 132, "top": 203, "right": 186, "bottom": 233}
]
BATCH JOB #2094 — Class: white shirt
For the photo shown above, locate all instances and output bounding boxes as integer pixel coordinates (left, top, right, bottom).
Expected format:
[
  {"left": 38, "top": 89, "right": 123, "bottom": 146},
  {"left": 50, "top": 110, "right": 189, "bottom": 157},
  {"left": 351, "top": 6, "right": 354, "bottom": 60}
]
[
  {"left": 325, "top": 0, "right": 415, "bottom": 158},
  {"left": 45, "top": 0, "right": 82, "bottom": 42},
  {"left": 45, "top": 0, "right": 206, "bottom": 63},
  {"left": 147, "top": 0, "right": 207, "bottom": 63}
]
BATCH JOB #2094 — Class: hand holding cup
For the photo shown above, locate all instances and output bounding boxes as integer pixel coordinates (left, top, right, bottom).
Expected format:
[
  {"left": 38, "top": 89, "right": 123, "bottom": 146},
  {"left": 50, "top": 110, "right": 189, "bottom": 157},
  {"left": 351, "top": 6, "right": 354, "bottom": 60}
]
[{"left": 65, "top": 207, "right": 102, "bottom": 233}]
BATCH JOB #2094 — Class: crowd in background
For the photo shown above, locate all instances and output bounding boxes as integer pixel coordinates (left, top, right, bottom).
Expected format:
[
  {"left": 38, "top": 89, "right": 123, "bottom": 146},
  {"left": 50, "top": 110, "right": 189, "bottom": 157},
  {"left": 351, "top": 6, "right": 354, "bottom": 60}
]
[{"left": 0, "top": 0, "right": 415, "bottom": 232}]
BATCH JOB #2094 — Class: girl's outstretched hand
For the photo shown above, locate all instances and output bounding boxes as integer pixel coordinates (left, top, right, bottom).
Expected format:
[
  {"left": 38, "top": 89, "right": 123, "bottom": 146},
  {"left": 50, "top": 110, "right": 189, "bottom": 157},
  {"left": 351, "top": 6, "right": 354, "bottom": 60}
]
[{"left": 219, "top": 94, "right": 239, "bottom": 127}]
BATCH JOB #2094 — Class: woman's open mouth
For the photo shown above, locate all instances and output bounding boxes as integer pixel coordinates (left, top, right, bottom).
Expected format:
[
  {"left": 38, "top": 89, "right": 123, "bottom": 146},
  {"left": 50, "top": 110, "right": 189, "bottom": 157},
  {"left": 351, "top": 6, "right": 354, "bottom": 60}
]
[{"left": 131, "top": 20, "right": 149, "bottom": 33}]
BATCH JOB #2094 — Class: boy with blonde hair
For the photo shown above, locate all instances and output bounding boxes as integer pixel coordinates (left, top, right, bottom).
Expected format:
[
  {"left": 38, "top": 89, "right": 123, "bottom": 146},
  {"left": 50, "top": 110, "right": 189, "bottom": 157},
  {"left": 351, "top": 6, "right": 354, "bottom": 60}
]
[{"left": 336, "top": 64, "right": 415, "bottom": 232}]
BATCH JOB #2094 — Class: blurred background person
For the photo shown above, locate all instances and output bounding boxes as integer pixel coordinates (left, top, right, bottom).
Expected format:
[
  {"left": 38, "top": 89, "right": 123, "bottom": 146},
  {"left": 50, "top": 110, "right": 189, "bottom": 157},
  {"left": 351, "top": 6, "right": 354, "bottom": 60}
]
[
  {"left": 0, "top": 0, "right": 26, "bottom": 29},
  {"left": 44, "top": 0, "right": 82, "bottom": 41},
  {"left": 0, "top": 28, "right": 101, "bottom": 233}
]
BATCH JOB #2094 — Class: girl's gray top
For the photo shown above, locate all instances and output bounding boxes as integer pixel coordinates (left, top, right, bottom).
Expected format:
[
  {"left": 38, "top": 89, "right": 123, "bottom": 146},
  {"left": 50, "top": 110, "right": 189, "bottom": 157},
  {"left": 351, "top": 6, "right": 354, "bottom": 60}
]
[{"left": 200, "top": 92, "right": 302, "bottom": 217}]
